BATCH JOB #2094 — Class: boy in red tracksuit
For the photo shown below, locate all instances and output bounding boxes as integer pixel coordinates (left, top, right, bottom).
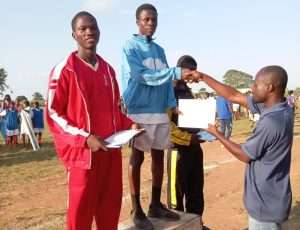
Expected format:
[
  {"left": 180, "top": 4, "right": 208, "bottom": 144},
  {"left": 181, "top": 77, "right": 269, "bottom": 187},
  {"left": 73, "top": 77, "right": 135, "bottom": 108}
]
[{"left": 46, "top": 11, "right": 135, "bottom": 230}]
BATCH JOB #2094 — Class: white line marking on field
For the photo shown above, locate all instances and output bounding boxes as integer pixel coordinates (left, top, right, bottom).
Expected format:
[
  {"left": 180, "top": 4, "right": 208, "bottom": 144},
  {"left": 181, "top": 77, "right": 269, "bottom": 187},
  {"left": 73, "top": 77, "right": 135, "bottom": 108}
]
[{"left": 204, "top": 157, "right": 237, "bottom": 172}]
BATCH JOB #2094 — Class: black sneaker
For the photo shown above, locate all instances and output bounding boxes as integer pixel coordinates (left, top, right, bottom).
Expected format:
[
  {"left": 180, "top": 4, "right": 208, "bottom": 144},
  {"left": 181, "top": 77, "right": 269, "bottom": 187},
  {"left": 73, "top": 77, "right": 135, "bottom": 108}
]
[
  {"left": 147, "top": 203, "right": 180, "bottom": 220},
  {"left": 131, "top": 209, "right": 154, "bottom": 230}
]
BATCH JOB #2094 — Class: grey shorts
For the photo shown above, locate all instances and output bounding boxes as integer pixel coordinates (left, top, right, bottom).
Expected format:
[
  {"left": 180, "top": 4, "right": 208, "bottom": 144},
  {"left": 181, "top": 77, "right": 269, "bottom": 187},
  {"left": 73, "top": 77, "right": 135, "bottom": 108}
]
[{"left": 131, "top": 123, "right": 170, "bottom": 152}]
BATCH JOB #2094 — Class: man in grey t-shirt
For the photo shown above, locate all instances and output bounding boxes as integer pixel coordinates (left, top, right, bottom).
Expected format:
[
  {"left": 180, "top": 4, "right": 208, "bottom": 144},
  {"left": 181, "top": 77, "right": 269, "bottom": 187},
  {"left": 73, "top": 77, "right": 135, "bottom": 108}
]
[{"left": 191, "top": 66, "right": 293, "bottom": 230}]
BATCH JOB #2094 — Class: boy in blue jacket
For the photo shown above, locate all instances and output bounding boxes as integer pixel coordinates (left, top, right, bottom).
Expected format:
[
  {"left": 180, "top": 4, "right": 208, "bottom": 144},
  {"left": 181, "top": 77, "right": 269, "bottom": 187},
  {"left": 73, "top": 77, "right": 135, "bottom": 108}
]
[{"left": 121, "top": 3, "right": 195, "bottom": 229}]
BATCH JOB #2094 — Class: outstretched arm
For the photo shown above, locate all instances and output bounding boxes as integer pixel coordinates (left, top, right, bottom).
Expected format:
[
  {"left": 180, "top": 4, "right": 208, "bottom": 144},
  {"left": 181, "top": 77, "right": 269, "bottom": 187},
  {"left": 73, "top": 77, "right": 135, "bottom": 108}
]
[
  {"left": 193, "top": 71, "right": 248, "bottom": 108},
  {"left": 206, "top": 124, "right": 250, "bottom": 163},
  {"left": 122, "top": 45, "right": 194, "bottom": 87}
]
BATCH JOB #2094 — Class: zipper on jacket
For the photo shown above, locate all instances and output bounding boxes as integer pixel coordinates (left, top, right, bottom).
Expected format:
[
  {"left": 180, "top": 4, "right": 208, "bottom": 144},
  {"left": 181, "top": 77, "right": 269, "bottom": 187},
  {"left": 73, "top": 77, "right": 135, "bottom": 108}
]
[
  {"left": 107, "top": 64, "right": 117, "bottom": 133},
  {"left": 68, "top": 67, "right": 92, "bottom": 169}
]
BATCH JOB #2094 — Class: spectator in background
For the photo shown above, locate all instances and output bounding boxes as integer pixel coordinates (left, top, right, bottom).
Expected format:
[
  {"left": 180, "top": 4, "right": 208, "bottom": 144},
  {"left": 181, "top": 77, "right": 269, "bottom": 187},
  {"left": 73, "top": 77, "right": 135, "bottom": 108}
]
[
  {"left": 216, "top": 96, "right": 233, "bottom": 139},
  {"left": 3, "top": 94, "right": 11, "bottom": 108},
  {"left": 247, "top": 91, "right": 260, "bottom": 128},
  {"left": 15, "top": 98, "right": 24, "bottom": 113},
  {"left": 287, "top": 90, "right": 296, "bottom": 112},
  {"left": 0, "top": 95, "right": 12, "bottom": 144},
  {"left": 0, "top": 101, "right": 6, "bottom": 143},
  {"left": 20, "top": 100, "right": 33, "bottom": 146},
  {"left": 32, "top": 101, "right": 44, "bottom": 145},
  {"left": 5, "top": 101, "right": 19, "bottom": 147},
  {"left": 232, "top": 103, "right": 240, "bottom": 120}
]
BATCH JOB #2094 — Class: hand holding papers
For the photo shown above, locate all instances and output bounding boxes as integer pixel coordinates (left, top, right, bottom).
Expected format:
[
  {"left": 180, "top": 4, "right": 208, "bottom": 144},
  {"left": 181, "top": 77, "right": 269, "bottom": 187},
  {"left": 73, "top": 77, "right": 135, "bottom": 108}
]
[
  {"left": 197, "top": 130, "right": 217, "bottom": 142},
  {"left": 178, "top": 98, "right": 216, "bottom": 129},
  {"left": 105, "top": 129, "right": 144, "bottom": 148}
]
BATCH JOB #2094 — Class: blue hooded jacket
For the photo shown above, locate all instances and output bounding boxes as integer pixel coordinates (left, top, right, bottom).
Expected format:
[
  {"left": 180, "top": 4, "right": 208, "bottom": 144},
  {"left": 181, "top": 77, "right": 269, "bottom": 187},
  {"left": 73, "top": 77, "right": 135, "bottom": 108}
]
[
  {"left": 121, "top": 34, "right": 181, "bottom": 114},
  {"left": 5, "top": 109, "right": 19, "bottom": 131},
  {"left": 32, "top": 108, "right": 44, "bottom": 129}
]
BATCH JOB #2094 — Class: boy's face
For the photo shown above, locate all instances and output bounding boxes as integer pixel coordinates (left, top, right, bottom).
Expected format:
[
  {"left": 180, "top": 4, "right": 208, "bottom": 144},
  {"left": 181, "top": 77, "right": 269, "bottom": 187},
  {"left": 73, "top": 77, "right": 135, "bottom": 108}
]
[
  {"left": 137, "top": 9, "right": 157, "bottom": 37},
  {"left": 72, "top": 15, "right": 100, "bottom": 50}
]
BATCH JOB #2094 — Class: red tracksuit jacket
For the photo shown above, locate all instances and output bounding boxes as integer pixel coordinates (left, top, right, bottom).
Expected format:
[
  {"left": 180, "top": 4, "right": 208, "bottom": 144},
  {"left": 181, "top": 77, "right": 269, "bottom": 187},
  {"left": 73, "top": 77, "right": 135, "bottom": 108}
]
[{"left": 46, "top": 52, "right": 132, "bottom": 169}]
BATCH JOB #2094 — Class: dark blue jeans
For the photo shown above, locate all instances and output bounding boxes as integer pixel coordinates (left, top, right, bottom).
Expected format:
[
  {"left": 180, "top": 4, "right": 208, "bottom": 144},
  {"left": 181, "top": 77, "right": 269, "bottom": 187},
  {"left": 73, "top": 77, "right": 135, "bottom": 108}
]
[{"left": 219, "top": 119, "right": 232, "bottom": 139}]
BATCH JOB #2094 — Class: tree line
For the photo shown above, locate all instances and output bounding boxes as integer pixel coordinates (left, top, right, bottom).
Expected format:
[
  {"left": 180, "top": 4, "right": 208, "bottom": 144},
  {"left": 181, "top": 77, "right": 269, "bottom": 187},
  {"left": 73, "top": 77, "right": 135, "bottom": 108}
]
[{"left": 0, "top": 68, "right": 45, "bottom": 104}]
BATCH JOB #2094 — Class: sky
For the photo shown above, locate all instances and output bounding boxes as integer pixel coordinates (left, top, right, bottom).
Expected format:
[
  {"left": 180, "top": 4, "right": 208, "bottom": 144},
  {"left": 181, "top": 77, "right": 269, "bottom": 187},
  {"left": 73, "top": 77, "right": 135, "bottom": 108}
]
[{"left": 0, "top": 0, "right": 299, "bottom": 99}]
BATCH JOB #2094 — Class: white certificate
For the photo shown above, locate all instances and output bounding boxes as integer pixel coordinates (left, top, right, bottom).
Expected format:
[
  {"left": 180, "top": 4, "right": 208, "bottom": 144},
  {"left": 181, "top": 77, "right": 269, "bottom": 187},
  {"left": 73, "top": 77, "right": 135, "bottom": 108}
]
[
  {"left": 104, "top": 129, "right": 144, "bottom": 148},
  {"left": 178, "top": 98, "right": 216, "bottom": 129}
]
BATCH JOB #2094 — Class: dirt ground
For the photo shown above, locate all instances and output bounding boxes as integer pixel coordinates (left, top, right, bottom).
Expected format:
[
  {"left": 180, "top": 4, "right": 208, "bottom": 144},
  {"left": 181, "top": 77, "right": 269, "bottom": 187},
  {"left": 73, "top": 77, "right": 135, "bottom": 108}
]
[{"left": 1, "top": 136, "right": 300, "bottom": 230}]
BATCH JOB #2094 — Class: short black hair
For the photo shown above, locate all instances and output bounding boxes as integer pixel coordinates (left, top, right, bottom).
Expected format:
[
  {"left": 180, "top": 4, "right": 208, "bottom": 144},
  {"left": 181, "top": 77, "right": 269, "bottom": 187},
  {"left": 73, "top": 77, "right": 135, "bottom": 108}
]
[
  {"left": 259, "top": 65, "right": 288, "bottom": 96},
  {"left": 23, "top": 100, "right": 30, "bottom": 107},
  {"left": 4, "top": 94, "right": 11, "bottom": 102},
  {"left": 136, "top": 3, "right": 157, "bottom": 19},
  {"left": 71, "top": 11, "right": 96, "bottom": 31},
  {"left": 177, "top": 55, "right": 197, "bottom": 70}
]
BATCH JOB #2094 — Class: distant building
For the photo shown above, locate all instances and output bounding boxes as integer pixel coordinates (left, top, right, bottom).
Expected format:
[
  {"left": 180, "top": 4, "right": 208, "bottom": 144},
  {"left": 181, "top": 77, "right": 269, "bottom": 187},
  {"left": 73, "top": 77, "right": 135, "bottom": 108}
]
[{"left": 237, "top": 88, "right": 251, "bottom": 94}]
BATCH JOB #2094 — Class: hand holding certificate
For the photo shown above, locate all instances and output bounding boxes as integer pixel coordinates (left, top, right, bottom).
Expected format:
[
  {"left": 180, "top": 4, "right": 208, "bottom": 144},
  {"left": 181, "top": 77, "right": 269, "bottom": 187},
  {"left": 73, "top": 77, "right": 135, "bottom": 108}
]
[
  {"left": 105, "top": 129, "right": 145, "bottom": 148},
  {"left": 197, "top": 130, "right": 217, "bottom": 142}
]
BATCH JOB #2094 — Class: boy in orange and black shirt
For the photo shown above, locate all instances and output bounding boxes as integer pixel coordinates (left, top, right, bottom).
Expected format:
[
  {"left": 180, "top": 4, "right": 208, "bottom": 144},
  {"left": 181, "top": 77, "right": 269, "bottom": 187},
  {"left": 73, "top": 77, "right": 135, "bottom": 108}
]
[{"left": 168, "top": 55, "right": 209, "bottom": 230}]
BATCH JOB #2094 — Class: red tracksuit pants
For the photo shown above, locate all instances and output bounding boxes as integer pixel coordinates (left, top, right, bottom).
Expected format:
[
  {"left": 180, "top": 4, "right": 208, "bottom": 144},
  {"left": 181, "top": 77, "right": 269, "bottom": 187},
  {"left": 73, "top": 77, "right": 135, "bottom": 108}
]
[{"left": 67, "top": 149, "right": 122, "bottom": 230}]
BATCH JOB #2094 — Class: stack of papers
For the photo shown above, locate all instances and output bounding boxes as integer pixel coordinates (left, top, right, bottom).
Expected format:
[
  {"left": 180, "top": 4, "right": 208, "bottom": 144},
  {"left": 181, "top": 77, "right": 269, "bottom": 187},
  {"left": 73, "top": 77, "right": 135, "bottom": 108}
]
[{"left": 105, "top": 129, "right": 144, "bottom": 148}]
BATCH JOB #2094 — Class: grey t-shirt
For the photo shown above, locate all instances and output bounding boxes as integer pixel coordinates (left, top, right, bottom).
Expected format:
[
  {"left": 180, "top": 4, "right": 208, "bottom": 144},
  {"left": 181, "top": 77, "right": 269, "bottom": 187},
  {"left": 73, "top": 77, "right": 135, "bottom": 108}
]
[{"left": 241, "top": 96, "right": 293, "bottom": 223}]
